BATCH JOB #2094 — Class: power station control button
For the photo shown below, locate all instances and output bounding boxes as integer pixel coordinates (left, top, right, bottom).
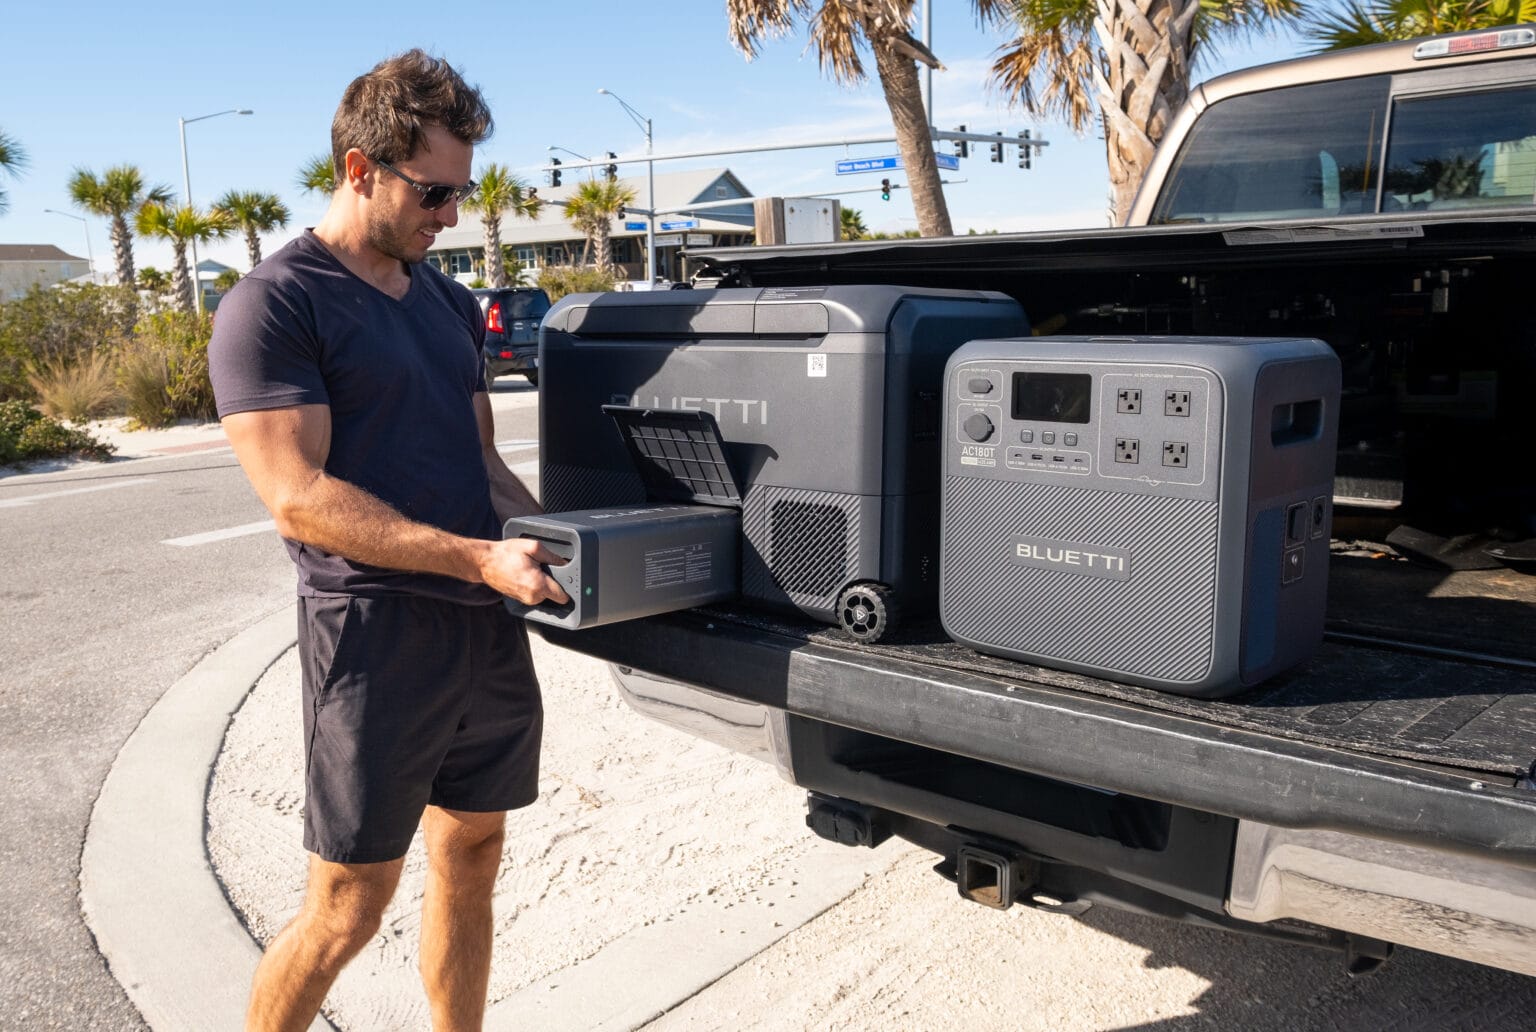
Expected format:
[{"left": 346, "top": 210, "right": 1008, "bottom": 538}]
[
  {"left": 967, "top": 378, "right": 995, "bottom": 395},
  {"left": 1019, "top": 430, "right": 1034, "bottom": 443},
  {"left": 963, "top": 413, "right": 995, "bottom": 442},
  {"left": 1063, "top": 433, "right": 1078, "bottom": 447},
  {"left": 1041, "top": 431, "right": 1055, "bottom": 445}
]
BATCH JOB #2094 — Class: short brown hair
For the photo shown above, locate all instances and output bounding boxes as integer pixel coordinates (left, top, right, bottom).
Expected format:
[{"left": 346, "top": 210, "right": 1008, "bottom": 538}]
[{"left": 330, "top": 49, "right": 493, "bottom": 179}]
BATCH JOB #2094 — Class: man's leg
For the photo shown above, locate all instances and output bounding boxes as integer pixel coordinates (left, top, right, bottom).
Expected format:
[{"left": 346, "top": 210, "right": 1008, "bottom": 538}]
[
  {"left": 246, "top": 854, "right": 405, "bottom": 1032},
  {"left": 419, "top": 805, "right": 507, "bottom": 1031}
]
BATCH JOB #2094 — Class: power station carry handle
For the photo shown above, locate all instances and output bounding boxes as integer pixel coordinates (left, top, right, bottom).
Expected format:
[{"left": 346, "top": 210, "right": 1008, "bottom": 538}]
[{"left": 507, "top": 533, "right": 579, "bottom": 620}]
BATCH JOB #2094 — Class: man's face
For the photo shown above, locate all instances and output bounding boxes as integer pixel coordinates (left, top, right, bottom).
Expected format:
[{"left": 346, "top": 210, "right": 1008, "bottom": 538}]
[{"left": 365, "top": 124, "right": 472, "bottom": 265}]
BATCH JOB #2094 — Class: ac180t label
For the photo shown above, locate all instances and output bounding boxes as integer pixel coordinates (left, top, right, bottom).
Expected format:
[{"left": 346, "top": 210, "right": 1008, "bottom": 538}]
[{"left": 1010, "top": 536, "right": 1131, "bottom": 582}]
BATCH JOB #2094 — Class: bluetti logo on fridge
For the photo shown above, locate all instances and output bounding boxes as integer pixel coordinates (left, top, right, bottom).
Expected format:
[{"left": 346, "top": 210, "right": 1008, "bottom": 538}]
[
  {"left": 611, "top": 394, "right": 768, "bottom": 425},
  {"left": 1010, "top": 536, "right": 1131, "bottom": 582}
]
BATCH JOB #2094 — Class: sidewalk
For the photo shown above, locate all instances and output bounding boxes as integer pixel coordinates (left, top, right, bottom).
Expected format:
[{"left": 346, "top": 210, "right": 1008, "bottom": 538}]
[
  {"left": 1, "top": 416, "right": 231, "bottom": 483},
  {"left": 83, "top": 606, "right": 900, "bottom": 1031}
]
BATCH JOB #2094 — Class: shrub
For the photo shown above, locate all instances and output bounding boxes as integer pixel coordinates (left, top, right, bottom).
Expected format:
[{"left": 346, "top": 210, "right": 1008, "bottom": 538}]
[
  {"left": 0, "top": 283, "right": 137, "bottom": 401},
  {"left": 0, "top": 399, "right": 113, "bottom": 465},
  {"left": 538, "top": 264, "right": 616, "bottom": 302},
  {"left": 116, "top": 345, "right": 171, "bottom": 427},
  {"left": 118, "top": 310, "right": 215, "bottom": 427},
  {"left": 26, "top": 350, "right": 120, "bottom": 422}
]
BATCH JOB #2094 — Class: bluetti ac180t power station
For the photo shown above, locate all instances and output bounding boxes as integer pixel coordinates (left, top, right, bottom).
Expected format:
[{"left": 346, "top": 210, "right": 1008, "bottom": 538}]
[{"left": 939, "top": 336, "right": 1341, "bottom": 698}]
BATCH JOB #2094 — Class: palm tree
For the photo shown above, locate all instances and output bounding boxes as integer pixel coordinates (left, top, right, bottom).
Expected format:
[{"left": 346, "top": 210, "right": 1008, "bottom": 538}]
[
  {"left": 212, "top": 190, "right": 291, "bottom": 268},
  {"left": 562, "top": 179, "right": 636, "bottom": 274},
  {"left": 460, "top": 164, "right": 541, "bottom": 288},
  {"left": 990, "top": 0, "right": 1303, "bottom": 224},
  {"left": 840, "top": 206, "right": 870, "bottom": 240},
  {"left": 0, "top": 129, "right": 26, "bottom": 217},
  {"left": 68, "top": 165, "right": 175, "bottom": 287},
  {"left": 729, "top": 1, "right": 1013, "bottom": 238},
  {"left": 297, "top": 154, "right": 336, "bottom": 197},
  {"left": 135, "top": 203, "right": 234, "bottom": 313},
  {"left": 1301, "top": 0, "right": 1535, "bottom": 50}
]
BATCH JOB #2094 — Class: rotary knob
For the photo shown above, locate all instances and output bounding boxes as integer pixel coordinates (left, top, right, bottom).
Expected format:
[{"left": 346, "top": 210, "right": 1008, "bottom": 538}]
[{"left": 963, "top": 412, "right": 994, "bottom": 442}]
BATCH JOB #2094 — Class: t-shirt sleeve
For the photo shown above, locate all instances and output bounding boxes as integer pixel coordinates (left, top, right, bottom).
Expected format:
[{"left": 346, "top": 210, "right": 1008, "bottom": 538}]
[{"left": 208, "top": 275, "right": 329, "bottom": 418}]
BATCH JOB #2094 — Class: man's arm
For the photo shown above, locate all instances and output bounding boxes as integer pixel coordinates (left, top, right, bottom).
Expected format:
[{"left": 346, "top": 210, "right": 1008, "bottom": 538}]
[
  {"left": 475, "top": 391, "right": 542, "bottom": 524},
  {"left": 222, "top": 403, "right": 567, "bottom": 606}
]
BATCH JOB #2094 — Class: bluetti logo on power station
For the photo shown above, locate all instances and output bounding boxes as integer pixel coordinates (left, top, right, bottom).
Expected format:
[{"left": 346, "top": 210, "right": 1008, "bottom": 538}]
[{"left": 1010, "top": 536, "right": 1131, "bottom": 582}]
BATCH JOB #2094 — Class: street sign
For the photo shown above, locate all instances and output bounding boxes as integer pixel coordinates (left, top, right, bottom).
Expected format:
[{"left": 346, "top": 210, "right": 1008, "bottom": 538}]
[
  {"left": 685, "top": 234, "right": 714, "bottom": 246},
  {"left": 836, "top": 153, "right": 960, "bottom": 174},
  {"left": 836, "top": 156, "right": 900, "bottom": 175},
  {"left": 653, "top": 233, "right": 685, "bottom": 247},
  {"left": 659, "top": 218, "right": 699, "bottom": 231},
  {"left": 623, "top": 221, "right": 647, "bottom": 231}
]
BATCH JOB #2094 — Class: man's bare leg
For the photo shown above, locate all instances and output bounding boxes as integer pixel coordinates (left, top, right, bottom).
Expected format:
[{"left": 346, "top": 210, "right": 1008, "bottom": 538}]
[
  {"left": 246, "top": 853, "right": 404, "bottom": 1032},
  {"left": 419, "top": 805, "right": 507, "bottom": 1031}
]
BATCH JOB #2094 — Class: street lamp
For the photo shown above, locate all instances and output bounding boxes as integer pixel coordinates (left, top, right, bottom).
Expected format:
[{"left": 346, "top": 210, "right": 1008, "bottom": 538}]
[
  {"left": 44, "top": 208, "right": 94, "bottom": 284},
  {"left": 596, "top": 88, "right": 655, "bottom": 286},
  {"left": 178, "top": 108, "right": 252, "bottom": 313}
]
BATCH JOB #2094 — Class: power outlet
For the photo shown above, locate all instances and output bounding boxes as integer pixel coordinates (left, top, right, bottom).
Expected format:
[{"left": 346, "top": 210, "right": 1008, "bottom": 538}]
[
  {"left": 1165, "top": 390, "right": 1191, "bottom": 417},
  {"left": 1162, "top": 441, "right": 1189, "bottom": 467},
  {"left": 1117, "top": 388, "right": 1142, "bottom": 414},
  {"left": 1115, "top": 438, "right": 1140, "bottom": 464}
]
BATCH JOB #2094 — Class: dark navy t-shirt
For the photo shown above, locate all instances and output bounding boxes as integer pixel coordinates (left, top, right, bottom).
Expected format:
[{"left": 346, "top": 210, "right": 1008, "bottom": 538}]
[{"left": 209, "top": 230, "right": 499, "bottom": 605}]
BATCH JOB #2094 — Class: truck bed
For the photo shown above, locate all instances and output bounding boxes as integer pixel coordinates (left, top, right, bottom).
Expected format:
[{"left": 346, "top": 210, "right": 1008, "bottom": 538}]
[{"left": 537, "top": 550, "right": 1536, "bottom": 865}]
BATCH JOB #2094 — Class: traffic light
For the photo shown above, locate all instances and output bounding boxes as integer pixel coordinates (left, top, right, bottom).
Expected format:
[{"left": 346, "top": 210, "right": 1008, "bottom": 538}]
[
  {"left": 954, "top": 124, "right": 968, "bottom": 159},
  {"left": 605, "top": 152, "right": 618, "bottom": 180},
  {"left": 990, "top": 132, "right": 1004, "bottom": 163},
  {"left": 880, "top": 178, "right": 891, "bottom": 201},
  {"left": 1018, "top": 130, "right": 1032, "bottom": 170},
  {"left": 549, "top": 158, "right": 562, "bottom": 187}
]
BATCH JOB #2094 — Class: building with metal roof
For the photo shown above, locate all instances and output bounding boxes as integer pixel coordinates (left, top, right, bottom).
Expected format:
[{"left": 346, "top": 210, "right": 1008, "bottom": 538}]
[{"left": 427, "top": 167, "right": 755, "bottom": 286}]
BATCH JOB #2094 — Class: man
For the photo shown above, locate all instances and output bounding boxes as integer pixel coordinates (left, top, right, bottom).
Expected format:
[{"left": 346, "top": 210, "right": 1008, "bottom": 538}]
[{"left": 209, "top": 50, "right": 566, "bottom": 1032}]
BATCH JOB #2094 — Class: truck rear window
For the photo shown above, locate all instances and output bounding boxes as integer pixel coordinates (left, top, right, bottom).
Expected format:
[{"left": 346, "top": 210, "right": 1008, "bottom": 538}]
[
  {"left": 1151, "top": 73, "right": 1536, "bottom": 224},
  {"left": 1151, "top": 76, "right": 1390, "bottom": 224},
  {"left": 1382, "top": 85, "right": 1536, "bottom": 211}
]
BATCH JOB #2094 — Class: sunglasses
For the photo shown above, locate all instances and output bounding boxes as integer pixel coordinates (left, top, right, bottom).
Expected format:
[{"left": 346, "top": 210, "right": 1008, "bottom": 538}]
[{"left": 373, "top": 159, "right": 478, "bottom": 211}]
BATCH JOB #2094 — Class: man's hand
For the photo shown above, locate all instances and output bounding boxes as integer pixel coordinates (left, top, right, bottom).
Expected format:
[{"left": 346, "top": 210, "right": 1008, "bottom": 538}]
[{"left": 479, "top": 538, "right": 571, "bottom": 606}]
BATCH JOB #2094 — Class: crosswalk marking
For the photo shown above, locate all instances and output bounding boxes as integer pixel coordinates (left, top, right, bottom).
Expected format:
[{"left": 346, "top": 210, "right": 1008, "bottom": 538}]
[
  {"left": 162, "top": 520, "right": 277, "bottom": 547},
  {"left": 0, "top": 478, "right": 157, "bottom": 509}
]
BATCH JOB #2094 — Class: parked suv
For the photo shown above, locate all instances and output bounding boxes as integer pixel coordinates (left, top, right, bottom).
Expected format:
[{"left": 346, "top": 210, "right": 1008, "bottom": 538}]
[{"left": 473, "top": 287, "right": 552, "bottom": 386}]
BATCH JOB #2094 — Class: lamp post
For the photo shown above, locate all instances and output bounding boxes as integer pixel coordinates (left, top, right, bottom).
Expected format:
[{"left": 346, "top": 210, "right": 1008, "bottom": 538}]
[
  {"left": 44, "top": 208, "right": 95, "bottom": 284},
  {"left": 178, "top": 108, "right": 252, "bottom": 313},
  {"left": 596, "top": 88, "right": 655, "bottom": 286}
]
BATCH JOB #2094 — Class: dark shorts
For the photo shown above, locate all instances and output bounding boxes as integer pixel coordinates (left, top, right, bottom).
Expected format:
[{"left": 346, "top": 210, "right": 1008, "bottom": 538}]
[{"left": 298, "top": 594, "right": 542, "bottom": 864}]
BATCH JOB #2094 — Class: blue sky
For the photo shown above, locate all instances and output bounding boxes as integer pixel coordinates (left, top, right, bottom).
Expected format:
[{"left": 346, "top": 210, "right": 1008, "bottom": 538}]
[{"left": 1, "top": 2, "right": 1307, "bottom": 276}]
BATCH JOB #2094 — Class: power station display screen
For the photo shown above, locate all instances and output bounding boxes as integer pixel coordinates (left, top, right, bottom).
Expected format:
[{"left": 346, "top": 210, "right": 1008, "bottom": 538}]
[{"left": 1011, "top": 372, "right": 1091, "bottom": 424}]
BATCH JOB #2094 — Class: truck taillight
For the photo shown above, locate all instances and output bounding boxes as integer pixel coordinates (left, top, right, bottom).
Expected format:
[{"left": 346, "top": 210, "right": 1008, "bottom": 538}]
[
  {"left": 486, "top": 302, "right": 504, "bottom": 333},
  {"left": 1414, "top": 27, "right": 1535, "bottom": 59}
]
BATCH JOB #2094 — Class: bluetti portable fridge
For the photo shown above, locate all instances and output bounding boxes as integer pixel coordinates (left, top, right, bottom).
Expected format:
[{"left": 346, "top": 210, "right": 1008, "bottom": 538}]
[{"left": 537, "top": 285, "right": 1028, "bottom": 640}]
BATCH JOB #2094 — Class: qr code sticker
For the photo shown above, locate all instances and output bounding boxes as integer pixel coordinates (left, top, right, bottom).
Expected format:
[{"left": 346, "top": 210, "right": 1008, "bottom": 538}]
[{"left": 807, "top": 354, "right": 827, "bottom": 378}]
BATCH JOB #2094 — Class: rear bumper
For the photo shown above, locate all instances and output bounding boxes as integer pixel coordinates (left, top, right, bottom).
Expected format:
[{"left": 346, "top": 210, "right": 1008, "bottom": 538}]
[
  {"left": 484, "top": 343, "right": 537, "bottom": 377},
  {"left": 1228, "top": 821, "right": 1536, "bottom": 977}
]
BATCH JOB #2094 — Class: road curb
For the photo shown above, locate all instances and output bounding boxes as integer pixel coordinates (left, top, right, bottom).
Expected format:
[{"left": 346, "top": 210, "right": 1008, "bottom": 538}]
[{"left": 80, "top": 602, "right": 333, "bottom": 1032}]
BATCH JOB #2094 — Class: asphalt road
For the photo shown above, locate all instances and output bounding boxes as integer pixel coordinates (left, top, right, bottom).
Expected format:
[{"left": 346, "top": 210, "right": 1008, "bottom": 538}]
[{"left": 0, "top": 380, "right": 539, "bottom": 1029}]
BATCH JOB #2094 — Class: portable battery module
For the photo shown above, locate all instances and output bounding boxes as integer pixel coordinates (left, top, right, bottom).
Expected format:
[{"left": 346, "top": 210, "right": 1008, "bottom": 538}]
[
  {"left": 939, "top": 335, "right": 1341, "bottom": 698},
  {"left": 504, "top": 407, "right": 742, "bottom": 630}
]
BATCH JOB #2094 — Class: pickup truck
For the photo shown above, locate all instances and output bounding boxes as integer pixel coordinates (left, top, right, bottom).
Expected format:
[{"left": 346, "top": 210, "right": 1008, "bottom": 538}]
[{"left": 534, "top": 25, "right": 1536, "bottom": 977}]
